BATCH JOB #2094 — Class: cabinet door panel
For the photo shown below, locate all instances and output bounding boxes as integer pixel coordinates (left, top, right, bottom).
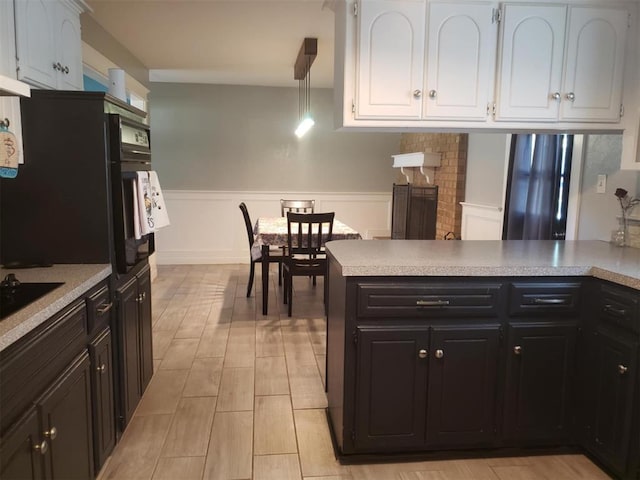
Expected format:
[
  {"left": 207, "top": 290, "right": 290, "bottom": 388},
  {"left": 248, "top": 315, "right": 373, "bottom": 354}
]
[
  {"left": 504, "top": 323, "right": 577, "bottom": 443},
  {"left": 117, "top": 276, "right": 141, "bottom": 428},
  {"left": 38, "top": 352, "right": 94, "bottom": 480},
  {"left": 426, "top": 325, "right": 499, "bottom": 447},
  {"left": 14, "top": 0, "right": 57, "bottom": 89},
  {"left": 425, "top": 2, "right": 497, "bottom": 120},
  {"left": 55, "top": 1, "right": 83, "bottom": 91},
  {"left": 587, "top": 329, "right": 638, "bottom": 474},
  {"left": 90, "top": 328, "right": 116, "bottom": 471},
  {"left": 356, "top": 0, "right": 425, "bottom": 119},
  {"left": 354, "top": 327, "right": 429, "bottom": 451},
  {"left": 496, "top": 4, "right": 566, "bottom": 121},
  {"left": 0, "top": 409, "right": 44, "bottom": 480},
  {"left": 560, "top": 7, "right": 627, "bottom": 122},
  {"left": 138, "top": 266, "right": 154, "bottom": 392}
]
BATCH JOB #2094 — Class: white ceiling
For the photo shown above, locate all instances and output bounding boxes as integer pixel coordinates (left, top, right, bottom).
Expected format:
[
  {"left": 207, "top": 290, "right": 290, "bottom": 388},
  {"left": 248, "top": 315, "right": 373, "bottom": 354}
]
[{"left": 85, "top": 0, "right": 336, "bottom": 88}]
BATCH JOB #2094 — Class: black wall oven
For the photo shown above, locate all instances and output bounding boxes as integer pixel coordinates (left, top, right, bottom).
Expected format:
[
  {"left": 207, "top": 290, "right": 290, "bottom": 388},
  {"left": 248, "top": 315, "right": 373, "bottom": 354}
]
[{"left": 108, "top": 115, "right": 155, "bottom": 276}]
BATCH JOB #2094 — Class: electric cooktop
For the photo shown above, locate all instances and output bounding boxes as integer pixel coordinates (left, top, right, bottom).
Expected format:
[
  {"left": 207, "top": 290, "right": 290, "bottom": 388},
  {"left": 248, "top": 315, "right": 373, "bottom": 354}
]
[{"left": 0, "top": 274, "right": 64, "bottom": 320}]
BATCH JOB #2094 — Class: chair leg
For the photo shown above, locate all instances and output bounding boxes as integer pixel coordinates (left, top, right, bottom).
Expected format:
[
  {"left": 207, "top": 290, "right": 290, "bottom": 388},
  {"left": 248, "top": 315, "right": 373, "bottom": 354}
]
[
  {"left": 288, "top": 275, "right": 293, "bottom": 317},
  {"left": 283, "top": 270, "right": 288, "bottom": 304},
  {"left": 246, "top": 261, "right": 255, "bottom": 298},
  {"left": 278, "top": 262, "right": 282, "bottom": 286}
]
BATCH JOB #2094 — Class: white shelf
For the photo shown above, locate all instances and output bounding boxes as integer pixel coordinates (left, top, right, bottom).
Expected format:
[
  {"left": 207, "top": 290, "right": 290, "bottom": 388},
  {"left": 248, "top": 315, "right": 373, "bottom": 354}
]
[{"left": 0, "top": 75, "right": 30, "bottom": 97}]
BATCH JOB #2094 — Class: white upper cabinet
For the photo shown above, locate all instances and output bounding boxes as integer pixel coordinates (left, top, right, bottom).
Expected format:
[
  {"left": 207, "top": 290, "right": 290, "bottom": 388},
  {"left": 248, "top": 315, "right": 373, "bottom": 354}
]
[
  {"left": 356, "top": 0, "right": 426, "bottom": 119},
  {"left": 424, "top": 2, "right": 498, "bottom": 120},
  {"left": 561, "top": 7, "right": 628, "bottom": 122},
  {"left": 15, "top": 0, "right": 84, "bottom": 91},
  {"left": 495, "top": 4, "right": 567, "bottom": 121},
  {"left": 0, "top": 0, "right": 17, "bottom": 79},
  {"left": 496, "top": 4, "right": 628, "bottom": 123}
]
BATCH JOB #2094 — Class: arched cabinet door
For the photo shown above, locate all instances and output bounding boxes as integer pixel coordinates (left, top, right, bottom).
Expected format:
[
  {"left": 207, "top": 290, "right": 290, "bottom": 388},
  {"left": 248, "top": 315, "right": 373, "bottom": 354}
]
[
  {"left": 356, "top": 0, "right": 426, "bottom": 119},
  {"left": 55, "top": 1, "right": 83, "bottom": 91},
  {"left": 15, "top": 0, "right": 57, "bottom": 89},
  {"left": 495, "top": 4, "right": 566, "bottom": 121},
  {"left": 560, "top": 7, "right": 628, "bottom": 122},
  {"left": 425, "top": 3, "right": 497, "bottom": 121}
]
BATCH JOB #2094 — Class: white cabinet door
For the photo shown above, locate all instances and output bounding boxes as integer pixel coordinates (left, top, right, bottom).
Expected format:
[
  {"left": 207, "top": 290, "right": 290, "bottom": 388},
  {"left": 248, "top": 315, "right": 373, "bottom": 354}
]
[
  {"left": 356, "top": 0, "right": 426, "bottom": 119},
  {"left": 15, "top": 0, "right": 57, "bottom": 89},
  {"left": 560, "top": 7, "right": 628, "bottom": 122},
  {"left": 55, "top": 1, "right": 83, "bottom": 91},
  {"left": 0, "top": 0, "right": 16, "bottom": 79},
  {"left": 495, "top": 4, "right": 566, "bottom": 121},
  {"left": 424, "top": 2, "right": 497, "bottom": 120}
]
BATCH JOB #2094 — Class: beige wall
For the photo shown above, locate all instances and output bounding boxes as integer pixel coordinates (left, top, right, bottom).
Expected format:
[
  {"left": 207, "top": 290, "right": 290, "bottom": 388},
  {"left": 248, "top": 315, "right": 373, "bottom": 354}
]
[{"left": 149, "top": 83, "right": 401, "bottom": 192}]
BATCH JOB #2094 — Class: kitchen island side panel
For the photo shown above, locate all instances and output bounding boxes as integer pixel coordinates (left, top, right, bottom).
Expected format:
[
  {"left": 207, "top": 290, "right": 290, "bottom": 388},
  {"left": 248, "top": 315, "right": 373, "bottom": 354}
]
[{"left": 327, "top": 254, "right": 348, "bottom": 452}]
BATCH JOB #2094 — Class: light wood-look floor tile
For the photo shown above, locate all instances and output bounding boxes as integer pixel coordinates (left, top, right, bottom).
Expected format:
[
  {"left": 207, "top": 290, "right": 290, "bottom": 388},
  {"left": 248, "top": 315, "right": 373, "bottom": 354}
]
[
  {"left": 294, "top": 409, "right": 347, "bottom": 478},
  {"left": 255, "top": 356, "right": 290, "bottom": 396},
  {"left": 100, "top": 414, "right": 172, "bottom": 480},
  {"left": 303, "top": 476, "right": 353, "bottom": 480},
  {"left": 253, "top": 454, "right": 302, "bottom": 480},
  {"left": 135, "top": 369, "right": 189, "bottom": 416},
  {"left": 183, "top": 357, "right": 224, "bottom": 397},
  {"left": 224, "top": 326, "right": 257, "bottom": 368},
  {"left": 152, "top": 457, "right": 206, "bottom": 480},
  {"left": 287, "top": 363, "right": 327, "bottom": 409},
  {"left": 254, "top": 395, "right": 297, "bottom": 455},
  {"left": 256, "top": 323, "right": 285, "bottom": 357},
  {"left": 217, "top": 367, "right": 255, "bottom": 412},
  {"left": 159, "top": 338, "right": 199, "bottom": 370},
  {"left": 161, "top": 396, "right": 217, "bottom": 457},
  {"left": 204, "top": 411, "right": 253, "bottom": 480},
  {"left": 153, "top": 329, "right": 176, "bottom": 360},
  {"left": 196, "top": 325, "right": 229, "bottom": 358}
]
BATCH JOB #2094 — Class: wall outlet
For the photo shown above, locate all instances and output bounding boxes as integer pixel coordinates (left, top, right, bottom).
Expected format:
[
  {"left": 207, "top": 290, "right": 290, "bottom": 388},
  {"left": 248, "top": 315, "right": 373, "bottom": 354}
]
[{"left": 596, "top": 174, "right": 607, "bottom": 194}]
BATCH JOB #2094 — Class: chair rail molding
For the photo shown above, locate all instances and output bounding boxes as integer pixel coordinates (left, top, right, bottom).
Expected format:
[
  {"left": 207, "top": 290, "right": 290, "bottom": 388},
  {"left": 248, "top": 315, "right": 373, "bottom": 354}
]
[{"left": 154, "top": 190, "right": 392, "bottom": 264}]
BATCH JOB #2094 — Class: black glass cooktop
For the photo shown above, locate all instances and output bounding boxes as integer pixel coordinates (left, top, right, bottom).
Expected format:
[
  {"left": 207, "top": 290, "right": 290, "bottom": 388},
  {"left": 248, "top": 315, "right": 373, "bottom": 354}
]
[{"left": 0, "top": 282, "right": 64, "bottom": 320}]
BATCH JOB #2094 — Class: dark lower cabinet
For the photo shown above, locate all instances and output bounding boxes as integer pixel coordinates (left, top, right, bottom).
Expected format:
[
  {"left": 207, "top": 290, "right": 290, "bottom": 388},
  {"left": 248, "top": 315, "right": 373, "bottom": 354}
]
[
  {"left": 116, "top": 264, "right": 153, "bottom": 430},
  {"left": 426, "top": 325, "right": 500, "bottom": 447},
  {"left": 584, "top": 327, "right": 638, "bottom": 477},
  {"left": 504, "top": 322, "right": 577, "bottom": 443},
  {"left": 354, "top": 327, "right": 429, "bottom": 451},
  {"left": 38, "top": 352, "right": 94, "bottom": 480},
  {"left": 89, "top": 328, "right": 115, "bottom": 472},
  {"left": 0, "top": 408, "right": 44, "bottom": 480}
]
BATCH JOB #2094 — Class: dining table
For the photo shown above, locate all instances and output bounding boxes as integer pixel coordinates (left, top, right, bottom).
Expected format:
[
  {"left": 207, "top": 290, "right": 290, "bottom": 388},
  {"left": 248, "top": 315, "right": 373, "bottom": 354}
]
[{"left": 252, "top": 216, "right": 362, "bottom": 315}]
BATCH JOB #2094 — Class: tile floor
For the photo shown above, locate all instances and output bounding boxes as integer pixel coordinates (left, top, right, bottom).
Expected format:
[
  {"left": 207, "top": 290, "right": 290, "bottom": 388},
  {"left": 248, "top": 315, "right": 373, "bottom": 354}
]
[{"left": 98, "top": 264, "right": 612, "bottom": 480}]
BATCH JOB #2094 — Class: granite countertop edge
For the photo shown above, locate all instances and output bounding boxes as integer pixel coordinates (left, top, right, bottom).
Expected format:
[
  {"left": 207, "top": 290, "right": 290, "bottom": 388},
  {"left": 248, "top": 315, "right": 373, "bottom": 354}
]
[{"left": 0, "top": 264, "right": 112, "bottom": 352}]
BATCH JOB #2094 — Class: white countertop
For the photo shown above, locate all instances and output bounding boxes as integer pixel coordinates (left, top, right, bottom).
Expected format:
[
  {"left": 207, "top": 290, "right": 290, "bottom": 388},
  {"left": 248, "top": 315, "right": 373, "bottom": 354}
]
[
  {"left": 326, "top": 240, "right": 640, "bottom": 290},
  {"left": 0, "top": 264, "right": 112, "bottom": 352}
]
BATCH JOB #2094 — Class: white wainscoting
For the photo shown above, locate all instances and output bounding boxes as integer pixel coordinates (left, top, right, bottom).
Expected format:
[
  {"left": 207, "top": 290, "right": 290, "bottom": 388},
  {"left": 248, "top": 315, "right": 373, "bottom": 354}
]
[
  {"left": 154, "top": 190, "right": 392, "bottom": 264},
  {"left": 460, "top": 203, "right": 504, "bottom": 240}
]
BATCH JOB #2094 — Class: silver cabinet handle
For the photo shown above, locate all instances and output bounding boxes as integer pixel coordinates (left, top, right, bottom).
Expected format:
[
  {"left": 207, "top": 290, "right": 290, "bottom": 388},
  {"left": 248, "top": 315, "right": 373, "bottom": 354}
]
[
  {"left": 514, "top": 345, "right": 522, "bottom": 355},
  {"left": 416, "top": 299, "right": 450, "bottom": 307},
  {"left": 63, "top": 65, "right": 69, "bottom": 74},
  {"left": 97, "top": 364, "right": 106, "bottom": 374},
  {"left": 34, "top": 440, "right": 48, "bottom": 455},
  {"left": 551, "top": 92, "right": 561, "bottom": 100},
  {"left": 43, "top": 427, "right": 57, "bottom": 440},
  {"left": 619, "top": 364, "right": 628, "bottom": 375},
  {"left": 533, "top": 298, "right": 566, "bottom": 305},
  {"left": 604, "top": 304, "right": 627, "bottom": 316},
  {"left": 566, "top": 92, "right": 575, "bottom": 101},
  {"left": 429, "top": 90, "right": 437, "bottom": 99},
  {"left": 435, "top": 349, "right": 444, "bottom": 359},
  {"left": 413, "top": 89, "right": 422, "bottom": 98},
  {"left": 418, "top": 349, "right": 428, "bottom": 359},
  {"left": 97, "top": 302, "right": 113, "bottom": 315}
]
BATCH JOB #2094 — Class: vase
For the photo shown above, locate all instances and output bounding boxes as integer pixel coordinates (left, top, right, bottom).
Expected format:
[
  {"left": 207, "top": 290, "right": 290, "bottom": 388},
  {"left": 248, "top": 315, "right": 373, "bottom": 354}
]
[{"left": 612, "top": 214, "right": 629, "bottom": 247}]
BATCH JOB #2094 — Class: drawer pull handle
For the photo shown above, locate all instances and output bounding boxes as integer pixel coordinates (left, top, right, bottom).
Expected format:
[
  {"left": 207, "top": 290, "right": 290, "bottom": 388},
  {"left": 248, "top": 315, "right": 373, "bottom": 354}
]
[
  {"left": 604, "top": 304, "right": 627, "bottom": 316},
  {"left": 435, "top": 349, "right": 444, "bottom": 359},
  {"left": 97, "top": 302, "right": 113, "bottom": 315},
  {"left": 33, "top": 440, "right": 48, "bottom": 455},
  {"left": 514, "top": 345, "right": 522, "bottom": 355},
  {"left": 618, "top": 364, "right": 628, "bottom": 375},
  {"left": 416, "top": 300, "right": 450, "bottom": 307},
  {"left": 533, "top": 298, "right": 566, "bottom": 305},
  {"left": 43, "top": 427, "right": 57, "bottom": 440},
  {"left": 97, "top": 364, "right": 106, "bottom": 374},
  {"left": 418, "top": 349, "right": 428, "bottom": 359}
]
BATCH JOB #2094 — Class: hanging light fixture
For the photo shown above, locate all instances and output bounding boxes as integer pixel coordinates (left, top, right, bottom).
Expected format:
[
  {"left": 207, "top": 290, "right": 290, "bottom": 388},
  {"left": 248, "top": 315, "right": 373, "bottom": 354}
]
[{"left": 294, "top": 38, "right": 317, "bottom": 138}]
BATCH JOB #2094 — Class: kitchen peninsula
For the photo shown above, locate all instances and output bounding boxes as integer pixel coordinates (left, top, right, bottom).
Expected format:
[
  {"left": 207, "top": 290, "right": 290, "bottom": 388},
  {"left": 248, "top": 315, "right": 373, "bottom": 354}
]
[{"left": 326, "top": 240, "right": 640, "bottom": 480}]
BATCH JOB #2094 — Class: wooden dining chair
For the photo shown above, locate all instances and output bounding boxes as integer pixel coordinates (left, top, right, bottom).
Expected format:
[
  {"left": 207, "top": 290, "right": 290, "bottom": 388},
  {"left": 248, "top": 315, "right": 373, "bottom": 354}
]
[
  {"left": 282, "top": 211, "right": 334, "bottom": 317},
  {"left": 280, "top": 199, "right": 315, "bottom": 216},
  {"left": 239, "top": 202, "right": 283, "bottom": 298}
]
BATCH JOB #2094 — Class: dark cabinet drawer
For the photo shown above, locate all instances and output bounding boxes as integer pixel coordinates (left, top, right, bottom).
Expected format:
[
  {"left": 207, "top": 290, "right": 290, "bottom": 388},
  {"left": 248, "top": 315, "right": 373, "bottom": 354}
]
[
  {"left": 598, "top": 284, "right": 639, "bottom": 334},
  {"left": 86, "top": 282, "right": 113, "bottom": 335},
  {"left": 356, "top": 283, "right": 502, "bottom": 318},
  {"left": 508, "top": 282, "right": 581, "bottom": 317}
]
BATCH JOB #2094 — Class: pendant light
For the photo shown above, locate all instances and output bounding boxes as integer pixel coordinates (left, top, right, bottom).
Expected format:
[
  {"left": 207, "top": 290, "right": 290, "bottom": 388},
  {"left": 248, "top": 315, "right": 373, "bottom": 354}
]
[{"left": 294, "top": 38, "right": 317, "bottom": 138}]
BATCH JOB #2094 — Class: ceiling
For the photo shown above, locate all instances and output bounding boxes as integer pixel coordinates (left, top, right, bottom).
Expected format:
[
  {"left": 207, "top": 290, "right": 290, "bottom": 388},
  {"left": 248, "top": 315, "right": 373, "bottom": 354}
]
[{"left": 85, "top": 0, "right": 336, "bottom": 88}]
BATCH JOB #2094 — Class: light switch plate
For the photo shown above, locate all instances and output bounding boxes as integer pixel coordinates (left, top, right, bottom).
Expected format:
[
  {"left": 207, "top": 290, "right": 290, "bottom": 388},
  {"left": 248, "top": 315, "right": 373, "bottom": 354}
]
[{"left": 597, "top": 174, "right": 607, "bottom": 194}]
